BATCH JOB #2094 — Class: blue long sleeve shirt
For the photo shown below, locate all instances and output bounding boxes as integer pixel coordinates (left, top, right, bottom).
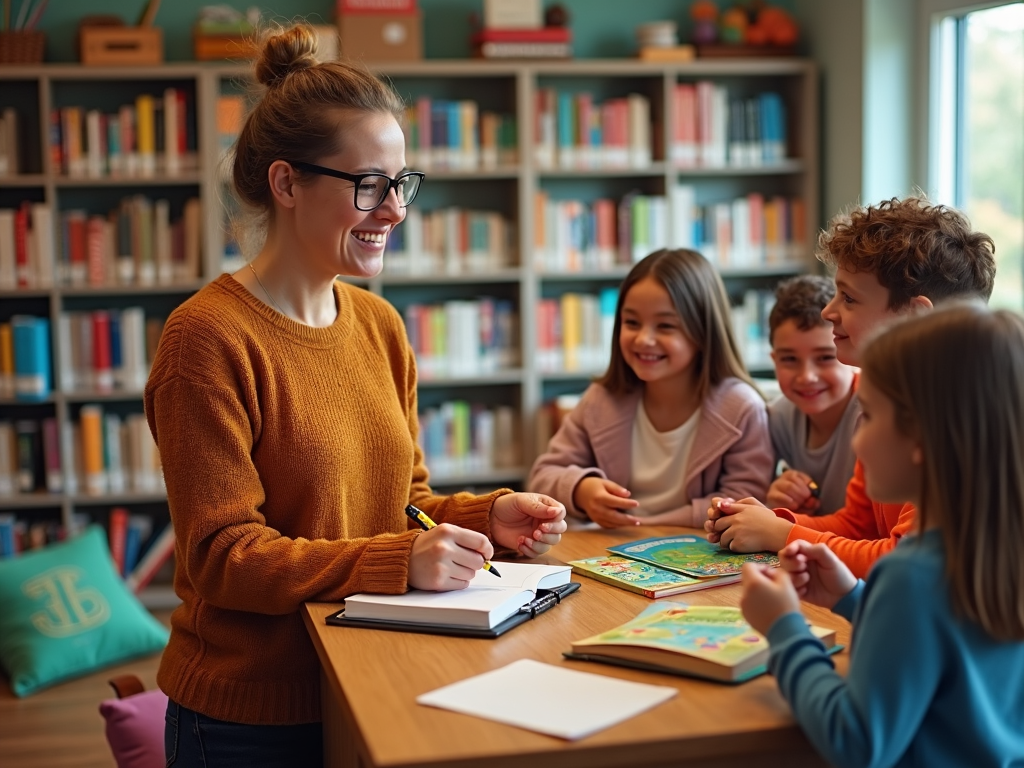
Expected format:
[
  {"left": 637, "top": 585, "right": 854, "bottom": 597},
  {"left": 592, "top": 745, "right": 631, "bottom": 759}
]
[{"left": 766, "top": 529, "right": 1024, "bottom": 768}]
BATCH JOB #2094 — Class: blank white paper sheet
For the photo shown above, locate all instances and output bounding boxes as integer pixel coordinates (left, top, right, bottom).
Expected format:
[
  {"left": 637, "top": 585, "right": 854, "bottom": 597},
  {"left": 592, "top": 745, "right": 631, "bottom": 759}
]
[{"left": 416, "top": 658, "right": 677, "bottom": 740}]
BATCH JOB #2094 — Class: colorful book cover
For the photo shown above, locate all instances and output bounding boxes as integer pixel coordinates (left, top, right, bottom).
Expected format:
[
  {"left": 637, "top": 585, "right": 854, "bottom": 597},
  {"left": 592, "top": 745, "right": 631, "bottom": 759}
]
[
  {"left": 607, "top": 534, "right": 779, "bottom": 577},
  {"left": 569, "top": 555, "right": 739, "bottom": 598}
]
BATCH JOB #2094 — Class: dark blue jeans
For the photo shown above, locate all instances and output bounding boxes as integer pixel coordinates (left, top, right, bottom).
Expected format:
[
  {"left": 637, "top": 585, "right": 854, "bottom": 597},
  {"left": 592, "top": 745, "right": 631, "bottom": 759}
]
[{"left": 165, "top": 699, "right": 323, "bottom": 768}]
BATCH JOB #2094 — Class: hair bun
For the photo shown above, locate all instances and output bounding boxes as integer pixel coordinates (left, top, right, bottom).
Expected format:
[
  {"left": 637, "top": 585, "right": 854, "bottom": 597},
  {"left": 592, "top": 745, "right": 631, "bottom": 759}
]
[{"left": 255, "top": 25, "right": 319, "bottom": 88}]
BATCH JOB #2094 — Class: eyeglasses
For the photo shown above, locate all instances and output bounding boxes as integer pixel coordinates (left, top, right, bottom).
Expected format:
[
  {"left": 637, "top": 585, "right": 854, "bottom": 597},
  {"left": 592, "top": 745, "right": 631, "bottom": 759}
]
[{"left": 288, "top": 161, "right": 424, "bottom": 211}]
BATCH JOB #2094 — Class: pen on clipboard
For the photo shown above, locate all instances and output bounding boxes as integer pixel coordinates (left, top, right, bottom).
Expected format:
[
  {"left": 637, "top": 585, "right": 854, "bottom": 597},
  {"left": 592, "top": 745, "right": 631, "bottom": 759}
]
[
  {"left": 775, "top": 459, "right": 820, "bottom": 498},
  {"left": 404, "top": 504, "right": 503, "bottom": 578}
]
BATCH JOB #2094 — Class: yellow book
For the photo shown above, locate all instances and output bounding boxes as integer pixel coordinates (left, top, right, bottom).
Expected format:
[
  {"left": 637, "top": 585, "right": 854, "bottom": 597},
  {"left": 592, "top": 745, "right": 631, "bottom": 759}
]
[
  {"left": 569, "top": 603, "right": 838, "bottom": 683},
  {"left": 79, "top": 404, "right": 105, "bottom": 495},
  {"left": 135, "top": 94, "right": 156, "bottom": 177},
  {"left": 561, "top": 292, "right": 581, "bottom": 371}
]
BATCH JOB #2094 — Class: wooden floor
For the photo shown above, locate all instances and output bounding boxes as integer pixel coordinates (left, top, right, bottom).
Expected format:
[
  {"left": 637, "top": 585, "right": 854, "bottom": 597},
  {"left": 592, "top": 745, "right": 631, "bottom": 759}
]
[{"left": 0, "top": 611, "right": 171, "bottom": 768}]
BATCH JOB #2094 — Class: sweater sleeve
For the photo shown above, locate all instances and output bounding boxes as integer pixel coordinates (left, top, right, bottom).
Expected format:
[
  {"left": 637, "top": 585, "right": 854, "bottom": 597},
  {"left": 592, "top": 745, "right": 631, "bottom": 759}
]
[
  {"left": 767, "top": 558, "right": 943, "bottom": 768},
  {"left": 147, "top": 374, "right": 416, "bottom": 615},
  {"left": 784, "top": 461, "right": 913, "bottom": 578},
  {"left": 687, "top": 387, "right": 773, "bottom": 526},
  {"left": 526, "top": 388, "right": 604, "bottom": 520}
]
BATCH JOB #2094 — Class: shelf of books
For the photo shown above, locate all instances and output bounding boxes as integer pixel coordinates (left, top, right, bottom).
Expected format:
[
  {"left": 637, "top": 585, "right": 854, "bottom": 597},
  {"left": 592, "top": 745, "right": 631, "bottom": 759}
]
[{"left": 1, "top": 59, "right": 817, "bottom": 605}]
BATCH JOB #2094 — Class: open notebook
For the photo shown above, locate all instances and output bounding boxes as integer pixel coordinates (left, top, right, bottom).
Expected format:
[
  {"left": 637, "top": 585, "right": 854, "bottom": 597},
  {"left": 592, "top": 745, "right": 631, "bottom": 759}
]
[{"left": 339, "top": 561, "right": 573, "bottom": 631}]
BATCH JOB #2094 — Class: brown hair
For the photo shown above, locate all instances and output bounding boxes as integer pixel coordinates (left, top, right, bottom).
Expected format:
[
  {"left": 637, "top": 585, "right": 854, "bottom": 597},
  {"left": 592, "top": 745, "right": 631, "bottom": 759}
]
[
  {"left": 230, "top": 24, "right": 405, "bottom": 248},
  {"left": 861, "top": 303, "right": 1024, "bottom": 641},
  {"left": 597, "top": 249, "right": 756, "bottom": 401},
  {"left": 816, "top": 197, "right": 996, "bottom": 310},
  {"left": 768, "top": 274, "right": 834, "bottom": 345}
]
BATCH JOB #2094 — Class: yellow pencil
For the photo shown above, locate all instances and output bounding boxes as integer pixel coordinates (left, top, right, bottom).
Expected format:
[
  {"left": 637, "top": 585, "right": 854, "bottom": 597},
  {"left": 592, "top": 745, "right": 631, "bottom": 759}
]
[{"left": 404, "top": 504, "right": 503, "bottom": 578}]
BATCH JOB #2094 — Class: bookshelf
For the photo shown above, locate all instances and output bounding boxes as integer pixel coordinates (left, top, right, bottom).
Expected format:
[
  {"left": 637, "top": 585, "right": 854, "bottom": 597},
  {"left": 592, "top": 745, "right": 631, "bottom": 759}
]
[{"left": 0, "top": 58, "right": 818, "bottom": 605}]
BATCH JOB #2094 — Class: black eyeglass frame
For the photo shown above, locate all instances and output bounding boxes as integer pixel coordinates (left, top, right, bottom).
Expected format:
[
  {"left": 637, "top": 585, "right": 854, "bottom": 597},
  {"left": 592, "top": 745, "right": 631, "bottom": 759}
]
[{"left": 287, "top": 160, "right": 425, "bottom": 211}]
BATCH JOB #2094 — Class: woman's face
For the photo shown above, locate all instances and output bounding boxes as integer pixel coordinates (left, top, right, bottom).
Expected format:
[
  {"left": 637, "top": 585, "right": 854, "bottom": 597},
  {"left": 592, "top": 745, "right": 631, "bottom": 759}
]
[{"left": 291, "top": 111, "right": 408, "bottom": 279}]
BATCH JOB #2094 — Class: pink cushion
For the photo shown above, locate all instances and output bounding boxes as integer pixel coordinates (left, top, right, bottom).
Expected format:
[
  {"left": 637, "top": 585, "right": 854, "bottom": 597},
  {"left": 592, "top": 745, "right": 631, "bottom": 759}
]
[{"left": 99, "top": 688, "right": 168, "bottom": 768}]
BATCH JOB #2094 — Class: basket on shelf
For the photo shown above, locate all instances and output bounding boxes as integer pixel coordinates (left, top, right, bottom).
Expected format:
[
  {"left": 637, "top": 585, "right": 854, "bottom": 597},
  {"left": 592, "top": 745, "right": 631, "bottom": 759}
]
[{"left": 0, "top": 30, "right": 45, "bottom": 64}]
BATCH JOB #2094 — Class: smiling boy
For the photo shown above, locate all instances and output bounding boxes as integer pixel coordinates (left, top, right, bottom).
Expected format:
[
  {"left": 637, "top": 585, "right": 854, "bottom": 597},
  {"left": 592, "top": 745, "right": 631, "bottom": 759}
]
[
  {"left": 766, "top": 276, "right": 859, "bottom": 516},
  {"left": 706, "top": 197, "right": 996, "bottom": 577}
]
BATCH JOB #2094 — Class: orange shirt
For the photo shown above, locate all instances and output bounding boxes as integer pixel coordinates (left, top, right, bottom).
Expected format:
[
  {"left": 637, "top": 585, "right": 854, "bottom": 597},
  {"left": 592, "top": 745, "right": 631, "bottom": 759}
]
[
  {"left": 782, "top": 460, "right": 915, "bottom": 579},
  {"left": 145, "top": 275, "right": 506, "bottom": 724}
]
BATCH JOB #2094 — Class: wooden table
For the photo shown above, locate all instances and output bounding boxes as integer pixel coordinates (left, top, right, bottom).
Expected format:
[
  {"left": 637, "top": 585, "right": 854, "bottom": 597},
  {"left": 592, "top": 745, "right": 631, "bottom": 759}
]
[{"left": 303, "top": 526, "right": 851, "bottom": 768}]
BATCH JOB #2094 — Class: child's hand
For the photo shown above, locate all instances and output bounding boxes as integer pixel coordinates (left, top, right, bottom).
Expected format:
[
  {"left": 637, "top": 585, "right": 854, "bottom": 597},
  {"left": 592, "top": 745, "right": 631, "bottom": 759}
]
[
  {"left": 490, "top": 492, "right": 567, "bottom": 557},
  {"left": 408, "top": 523, "right": 493, "bottom": 591},
  {"left": 766, "top": 470, "right": 821, "bottom": 514},
  {"left": 704, "top": 497, "right": 793, "bottom": 552},
  {"left": 778, "top": 540, "right": 857, "bottom": 609},
  {"left": 572, "top": 477, "right": 641, "bottom": 528},
  {"left": 740, "top": 562, "right": 801, "bottom": 635}
]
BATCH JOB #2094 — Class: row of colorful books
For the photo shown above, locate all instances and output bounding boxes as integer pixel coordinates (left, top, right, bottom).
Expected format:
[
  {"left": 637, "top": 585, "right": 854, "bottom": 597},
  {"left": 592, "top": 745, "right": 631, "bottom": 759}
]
[
  {"left": 670, "top": 84, "right": 788, "bottom": 168},
  {"left": 58, "top": 308, "right": 161, "bottom": 394},
  {"left": 0, "top": 410, "right": 162, "bottom": 497},
  {"left": 383, "top": 207, "right": 514, "bottom": 276},
  {"left": 403, "top": 298, "right": 518, "bottom": 380},
  {"left": 418, "top": 402, "right": 519, "bottom": 478},
  {"left": 536, "top": 289, "right": 617, "bottom": 374},
  {"left": 0, "top": 509, "right": 176, "bottom": 594},
  {"left": 0, "top": 316, "right": 51, "bottom": 401},
  {"left": 532, "top": 188, "right": 807, "bottom": 273},
  {"left": 534, "top": 90, "right": 653, "bottom": 170},
  {"left": 403, "top": 98, "right": 518, "bottom": 171},
  {"left": 49, "top": 88, "right": 198, "bottom": 179},
  {"left": 0, "top": 197, "right": 202, "bottom": 290}
]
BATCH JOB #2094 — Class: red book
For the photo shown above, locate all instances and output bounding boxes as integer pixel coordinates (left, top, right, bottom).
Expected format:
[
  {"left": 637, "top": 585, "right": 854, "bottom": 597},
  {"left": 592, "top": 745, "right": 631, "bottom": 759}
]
[
  {"left": 14, "top": 203, "right": 29, "bottom": 287},
  {"left": 473, "top": 27, "right": 571, "bottom": 43},
  {"left": 108, "top": 507, "right": 129, "bottom": 575},
  {"left": 92, "top": 310, "right": 113, "bottom": 392},
  {"left": 338, "top": 0, "right": 417, "bottom": 13},
  {"left": 176, "top": 90, "right": 188, "bottom": 157}
]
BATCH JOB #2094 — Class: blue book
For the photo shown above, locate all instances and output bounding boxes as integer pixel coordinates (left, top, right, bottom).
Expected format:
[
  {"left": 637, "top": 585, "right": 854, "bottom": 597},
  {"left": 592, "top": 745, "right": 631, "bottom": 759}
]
[
  {"left": 0, "top": 513, "right": 15, "bottom": 558},
  {"left": 557, "top": 92, "right": 574, "bottom": 156},
  {"left": 122, "top": 515, "right": 153, "bottom": 577},
  {"left": 12, "top": 316, "right": 51, "bottom": 401},
  {"left": 108, "top": 311, "right": 123, "bottom": 379}
]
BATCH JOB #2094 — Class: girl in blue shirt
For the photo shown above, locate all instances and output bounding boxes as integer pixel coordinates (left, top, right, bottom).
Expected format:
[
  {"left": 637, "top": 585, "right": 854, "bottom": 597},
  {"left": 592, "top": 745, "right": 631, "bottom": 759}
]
[{"left": 741, "top": 302, "right": 1024, "bottom": 768}]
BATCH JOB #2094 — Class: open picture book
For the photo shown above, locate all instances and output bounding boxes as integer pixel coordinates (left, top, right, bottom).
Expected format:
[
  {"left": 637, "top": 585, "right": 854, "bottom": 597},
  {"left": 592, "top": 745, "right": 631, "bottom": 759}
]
[
  {"left": 606, "top": 534, "right": 780, "bottom": 578},
  {"left": 338, "top": 561, "right": 573, "bottom": 632},
  {"left": 567, "top": 603, "right": 838, "bottom": 683}
]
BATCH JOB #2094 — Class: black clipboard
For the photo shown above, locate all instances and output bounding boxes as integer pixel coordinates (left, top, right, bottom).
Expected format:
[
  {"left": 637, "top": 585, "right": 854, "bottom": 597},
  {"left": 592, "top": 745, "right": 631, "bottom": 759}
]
[{"left": 325, "top": 582, "right": 581, "bottom": 639}]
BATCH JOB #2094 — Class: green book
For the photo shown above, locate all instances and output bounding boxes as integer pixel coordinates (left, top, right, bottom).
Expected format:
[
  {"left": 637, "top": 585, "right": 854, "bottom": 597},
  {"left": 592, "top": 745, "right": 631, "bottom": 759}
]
[
  {"left": 568, "top": 555, "right": 740, "bottom": 598},
  {"left": 568, "top": 603, "right": 837, "bottom": 683},
  {"left": 607, "top": 534, "right": 779, "bottom": 578}
]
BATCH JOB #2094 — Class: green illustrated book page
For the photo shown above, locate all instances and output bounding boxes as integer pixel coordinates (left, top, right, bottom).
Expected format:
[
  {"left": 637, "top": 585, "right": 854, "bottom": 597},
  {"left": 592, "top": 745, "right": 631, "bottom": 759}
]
[
  {"left": 574, "top": 603, "right": 767, "bottom": 667},
  {"left": 569, "top": 555, "right": 705, "bottom": 596},
  {"left": 607, "top": 535, "right": 779, "bottom": 577}
]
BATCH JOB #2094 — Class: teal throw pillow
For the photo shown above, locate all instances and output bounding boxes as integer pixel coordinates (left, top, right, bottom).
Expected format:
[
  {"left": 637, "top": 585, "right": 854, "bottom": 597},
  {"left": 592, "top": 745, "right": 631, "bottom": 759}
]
[{"left": 0, "top": 525, "right": 169, "bottom": 697}]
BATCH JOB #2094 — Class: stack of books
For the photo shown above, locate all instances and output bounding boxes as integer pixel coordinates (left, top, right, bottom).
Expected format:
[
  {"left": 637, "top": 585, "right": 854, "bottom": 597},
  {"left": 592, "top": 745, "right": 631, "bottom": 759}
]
[{"left": 471, "top": 26, "right": 571, "bottom": 59}]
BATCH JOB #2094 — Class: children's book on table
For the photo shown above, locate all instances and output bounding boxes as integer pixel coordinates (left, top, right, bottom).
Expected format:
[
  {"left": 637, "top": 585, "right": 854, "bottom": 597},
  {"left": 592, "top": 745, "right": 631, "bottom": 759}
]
[
  {"left": 568, "top": 555, "right": 741, "bottom": 598},
  {"left": 606, "top": 534, "right": 780, "bottom": 577},
  {"left": 327, "top": 561, "right": 577, "bottom": 638},
  {"left": 566, "top": 603, "right": 839, "bottom": 683}
]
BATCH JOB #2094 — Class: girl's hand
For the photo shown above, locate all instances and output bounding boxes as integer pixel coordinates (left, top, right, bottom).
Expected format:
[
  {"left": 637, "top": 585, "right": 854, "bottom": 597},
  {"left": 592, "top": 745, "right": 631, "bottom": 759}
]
[
  {"left": 572, "top": 477, "right": 642, "bottom": 528},
  {"left": 704, "top": 497, "right": 792, "bottom": 552},
  {"left": 766, "top": 470, "right": 821, "bottom": 514},
  {"left": 740, "top": 563, "right": 801, "bottom": 636},
  {"left": 490, "top": 492, "right": 567, "bottom": 557},
  {"left": 778, "top": 540, "right": 857, "bottom": 609},
  {"left": 408, "top": 523, "right": 493, "bottom": 591}
]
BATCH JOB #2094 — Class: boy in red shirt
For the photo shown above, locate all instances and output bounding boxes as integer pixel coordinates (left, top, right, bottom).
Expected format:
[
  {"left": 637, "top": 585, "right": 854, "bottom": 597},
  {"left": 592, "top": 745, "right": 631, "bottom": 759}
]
[{"left": 706, "top": 197, "right": 996, "bottom": 577}]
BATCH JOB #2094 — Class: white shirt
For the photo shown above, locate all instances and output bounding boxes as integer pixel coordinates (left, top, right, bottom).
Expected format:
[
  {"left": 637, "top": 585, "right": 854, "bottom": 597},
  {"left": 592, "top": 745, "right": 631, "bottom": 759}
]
[{"left": 629, "top": 401, "right": 701, "bottom": 516}]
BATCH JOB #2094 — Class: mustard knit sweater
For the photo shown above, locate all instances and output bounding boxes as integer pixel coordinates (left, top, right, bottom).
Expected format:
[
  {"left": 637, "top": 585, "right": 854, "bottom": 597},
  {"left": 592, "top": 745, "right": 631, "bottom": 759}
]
[{"left": 144, "top": 274, "right": 506, "bottom": 724}]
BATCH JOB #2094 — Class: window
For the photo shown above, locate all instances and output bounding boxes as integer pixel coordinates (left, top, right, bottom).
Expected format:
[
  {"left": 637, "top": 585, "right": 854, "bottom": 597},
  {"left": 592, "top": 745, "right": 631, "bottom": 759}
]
[{"left": 931, "top": 3, "right": 1024, "bottom": 309}]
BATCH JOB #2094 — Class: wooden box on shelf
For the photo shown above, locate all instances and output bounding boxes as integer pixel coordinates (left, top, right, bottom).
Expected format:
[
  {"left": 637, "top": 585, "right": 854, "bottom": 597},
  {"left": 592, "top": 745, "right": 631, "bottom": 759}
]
[
  {"left": 0, "top": 30, "right": 45, "bottom": 64},
  {"left": 80, "top": 26, "right": 163, "bottom": 66},
  {"left": 193, "top": 30, "right": 259, "bottom": 61}
]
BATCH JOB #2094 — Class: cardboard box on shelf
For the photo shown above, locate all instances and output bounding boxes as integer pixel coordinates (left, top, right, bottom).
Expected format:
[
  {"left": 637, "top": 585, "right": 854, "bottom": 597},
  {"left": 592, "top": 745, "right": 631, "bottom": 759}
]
[
  {"left": 338, "top": 11, "right": 422, "bottom": 62},
  {"left": 80, "top": 26, "right": 163, "bottom": 66}
]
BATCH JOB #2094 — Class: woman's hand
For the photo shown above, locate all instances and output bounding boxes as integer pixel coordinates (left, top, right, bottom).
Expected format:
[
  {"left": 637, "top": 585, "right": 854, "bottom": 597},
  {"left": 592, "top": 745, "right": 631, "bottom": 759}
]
[
  {"left": 572, "top": 477, "right": 641, "bottom": 528},
  {"left": 408, "top": 523, "right": 493, "bottom": 591},
  {"left": 490, "top": 493, "right": 567, "bottom": 557}
]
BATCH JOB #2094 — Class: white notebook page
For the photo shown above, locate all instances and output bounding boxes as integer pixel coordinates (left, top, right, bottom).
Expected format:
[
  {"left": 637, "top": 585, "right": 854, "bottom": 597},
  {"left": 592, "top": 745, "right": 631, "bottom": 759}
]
[{"left": 417, "top": 658, "right": 677, "bottom": 740}]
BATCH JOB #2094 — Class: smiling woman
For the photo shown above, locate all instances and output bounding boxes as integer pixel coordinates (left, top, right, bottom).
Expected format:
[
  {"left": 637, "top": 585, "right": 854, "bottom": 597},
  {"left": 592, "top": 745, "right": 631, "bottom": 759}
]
[{"left": 142, "top": 23, "right": 568, "bottom": 768}]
